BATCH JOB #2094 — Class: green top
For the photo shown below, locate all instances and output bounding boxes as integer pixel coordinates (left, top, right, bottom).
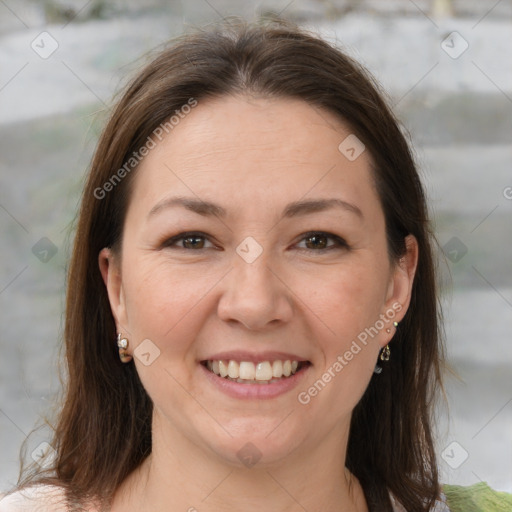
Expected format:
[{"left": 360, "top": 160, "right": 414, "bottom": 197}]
[{"left": 444, "top": 482, "right": 512, "bottom": 512}]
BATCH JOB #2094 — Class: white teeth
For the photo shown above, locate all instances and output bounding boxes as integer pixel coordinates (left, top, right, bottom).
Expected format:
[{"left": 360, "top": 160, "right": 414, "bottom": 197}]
[
  {"left": 218, "top": 360, "right": 228, "bottom": 377},
  {"left": 228, "top": 360, "right": 238, "bottom": 379},
  {"left": 239, "top": 361, "right": 256, "bottom": 380},
  {"left": 204, "top": 358, "right": 305, "bottom": 382},
  {"left": 272, "top": 360, "right": 283, "bottom": 378},
  {"left": 255, "top": 361, "right": 273, "bottom": 381}
]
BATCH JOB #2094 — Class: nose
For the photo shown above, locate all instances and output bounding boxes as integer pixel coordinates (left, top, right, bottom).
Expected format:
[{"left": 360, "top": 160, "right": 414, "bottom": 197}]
[{"left": 217, "top": 254, "right": 293, "bottom": 330}]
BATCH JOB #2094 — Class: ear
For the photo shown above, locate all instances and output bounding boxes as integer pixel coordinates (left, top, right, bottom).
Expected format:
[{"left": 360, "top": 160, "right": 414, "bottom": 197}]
[
  {"left": 99, "top": 248, "right": 128, "bottom": 332},
  {"left": 380, "top": 234, "right": 418, "bottom": 346}
]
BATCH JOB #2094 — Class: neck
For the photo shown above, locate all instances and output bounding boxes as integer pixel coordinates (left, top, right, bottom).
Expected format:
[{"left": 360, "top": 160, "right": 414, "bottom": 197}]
[{"left": 112, "top": 412, "right": 367, "bottom": 512}]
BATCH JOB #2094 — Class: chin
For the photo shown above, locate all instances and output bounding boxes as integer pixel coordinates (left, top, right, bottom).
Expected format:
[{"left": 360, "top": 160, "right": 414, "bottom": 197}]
[{"left": 202, "top": 419, "right": 306, "bottom": 469}]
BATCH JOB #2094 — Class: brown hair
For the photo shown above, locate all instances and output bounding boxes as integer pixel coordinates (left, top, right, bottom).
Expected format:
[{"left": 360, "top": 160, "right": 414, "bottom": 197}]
[{"left": 16, "top": 18, "right": 444, "bottom": 511}]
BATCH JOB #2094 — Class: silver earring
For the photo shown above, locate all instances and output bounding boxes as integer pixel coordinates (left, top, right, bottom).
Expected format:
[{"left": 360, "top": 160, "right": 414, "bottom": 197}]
[
  {"left": 117, "top": 333, "right": 132, "bottom": 363},
  {"left": 374, "top": 322, "right": 398, "bottom": 374}
]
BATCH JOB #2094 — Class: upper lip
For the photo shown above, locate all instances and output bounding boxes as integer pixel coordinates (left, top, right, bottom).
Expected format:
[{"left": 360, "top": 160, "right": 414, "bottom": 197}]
[{"left": 200, "top": 350, "right": 310, "bottom": 363}]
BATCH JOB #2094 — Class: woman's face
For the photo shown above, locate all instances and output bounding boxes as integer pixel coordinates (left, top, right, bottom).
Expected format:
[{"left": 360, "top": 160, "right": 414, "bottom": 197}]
[{"left": 101, "top": 95, "right": 416, "bottom": 468}]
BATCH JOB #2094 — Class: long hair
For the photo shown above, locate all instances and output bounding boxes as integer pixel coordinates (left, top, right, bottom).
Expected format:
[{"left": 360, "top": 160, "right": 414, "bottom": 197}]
[{"left": 16, "top": 19, "right": 444, "bottom": 511}]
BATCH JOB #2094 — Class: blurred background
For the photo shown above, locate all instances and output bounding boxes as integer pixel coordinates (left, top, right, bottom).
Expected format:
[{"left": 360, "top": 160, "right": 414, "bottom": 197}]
[{"left": 1, "top": 0, "right": 511, "bottom": 496}]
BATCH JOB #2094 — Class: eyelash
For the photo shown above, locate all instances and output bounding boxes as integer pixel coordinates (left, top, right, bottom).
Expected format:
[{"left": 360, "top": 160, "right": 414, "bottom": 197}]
[{"left": 161, "top": 231, "right": 349, "bottom": 252}]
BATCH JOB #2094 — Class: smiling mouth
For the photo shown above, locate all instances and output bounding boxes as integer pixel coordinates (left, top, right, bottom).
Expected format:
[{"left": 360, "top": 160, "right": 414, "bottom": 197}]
[{"left": 201, "top": 359, "right": 311, "bottom": 384}]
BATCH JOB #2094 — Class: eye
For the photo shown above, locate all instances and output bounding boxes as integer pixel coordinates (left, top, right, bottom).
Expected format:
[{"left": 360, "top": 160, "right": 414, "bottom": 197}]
[
  {"left": 160, "top": 231, "right": 347, "bottom": 252},
  {"left": 161, "top": 232, "right": 216, "bottom": 250},
  {"left": 296, "top": 231, "right": 348, "bottom": 251}
]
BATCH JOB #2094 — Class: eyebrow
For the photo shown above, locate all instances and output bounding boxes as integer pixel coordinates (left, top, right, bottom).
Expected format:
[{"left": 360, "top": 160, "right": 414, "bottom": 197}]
[{"left": 148, "top": 196, "right": 363, "bottom": 220}]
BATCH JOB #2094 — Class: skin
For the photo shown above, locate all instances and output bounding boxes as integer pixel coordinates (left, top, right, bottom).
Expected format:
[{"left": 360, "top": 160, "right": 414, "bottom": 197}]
[{"left": 99, "top": 95, "right": 418, "bottom": 512}]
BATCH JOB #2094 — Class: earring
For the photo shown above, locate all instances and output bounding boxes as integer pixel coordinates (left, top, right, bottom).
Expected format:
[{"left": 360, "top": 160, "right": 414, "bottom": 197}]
[
  {"left": 386, "top": 321, "right": 399, "bottom": 334},
  {"left": 117, "top": 333, "right": 132, "bottom": 363},
  {"left": 380, "top": 344, "right": 391, "bottom": 361},
  {"left": 374, "top": 320, "right": 398, "bottom": 374},
  {"left": 374, "top": 344, "right": 391, "bottom": 374}
]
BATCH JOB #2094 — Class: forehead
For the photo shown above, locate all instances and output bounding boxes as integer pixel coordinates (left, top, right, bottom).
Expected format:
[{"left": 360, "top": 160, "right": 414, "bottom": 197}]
[{"left": 129, "top": 95, "right": 381, "bottom": 220}]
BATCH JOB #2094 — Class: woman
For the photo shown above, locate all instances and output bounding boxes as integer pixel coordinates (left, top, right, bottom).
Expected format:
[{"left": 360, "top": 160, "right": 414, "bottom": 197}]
[{"left": 1, "top": 19, "right": 509, "bottom": 512}]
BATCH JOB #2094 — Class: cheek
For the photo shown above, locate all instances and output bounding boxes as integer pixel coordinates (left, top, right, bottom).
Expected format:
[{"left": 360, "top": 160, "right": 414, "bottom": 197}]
[
  {"left": 303, "top": 256, "right": 390, "bottom": 396},
  {"left": 119, "top": 256, "right": 218, "bottom": 405},
  {"left": 313, "top": 257, "right": 389, "bottom": 339},
  {"left": 120, "top": 254, "right": 216, "bottom": 349}
]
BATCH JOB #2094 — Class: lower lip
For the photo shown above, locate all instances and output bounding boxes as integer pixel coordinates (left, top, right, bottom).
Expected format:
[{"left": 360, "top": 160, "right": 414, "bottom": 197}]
[{"left": 199, "top": 363, "right": 310, "bottom": 400}]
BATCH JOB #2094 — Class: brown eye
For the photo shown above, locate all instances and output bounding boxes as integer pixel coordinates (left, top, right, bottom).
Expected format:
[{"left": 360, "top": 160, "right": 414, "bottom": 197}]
[
  {"left": 296, "top": 232, "right": 348, "bottom": 252},
  {"left": 161, "top": 232, "right": 215, "bottom": 250},
  {"left": 305, "top": 234, "right": 328, "bottom": 249},
  {"left": 182, "top": 235, "right": 206, "bottom": 249}
]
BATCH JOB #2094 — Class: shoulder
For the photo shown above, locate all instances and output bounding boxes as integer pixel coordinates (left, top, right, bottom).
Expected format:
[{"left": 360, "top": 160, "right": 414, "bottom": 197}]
[
  {"left": 0, "top": 485, "right": 69, "bottom": 512},
  {"left": 443, "top": 482, "right": 512, "bottom": 512}
]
